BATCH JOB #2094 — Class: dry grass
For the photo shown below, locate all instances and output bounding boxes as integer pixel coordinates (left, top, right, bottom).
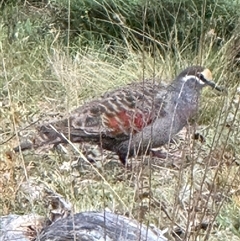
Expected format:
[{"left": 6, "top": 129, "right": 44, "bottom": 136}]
[{"left": 1, "top": 25, "right": 240, "bottom": 241}]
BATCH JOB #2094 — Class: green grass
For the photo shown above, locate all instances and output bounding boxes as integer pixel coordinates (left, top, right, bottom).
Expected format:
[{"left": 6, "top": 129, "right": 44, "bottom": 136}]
[{"left": 1, "top": 0, "right": 240, "bottom": 240}]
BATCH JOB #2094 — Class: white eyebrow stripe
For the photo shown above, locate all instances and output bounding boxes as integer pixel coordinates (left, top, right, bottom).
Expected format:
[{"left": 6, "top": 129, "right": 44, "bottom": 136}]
[{"left": 182, "top": 75, "right": 205, "bottom": 85}]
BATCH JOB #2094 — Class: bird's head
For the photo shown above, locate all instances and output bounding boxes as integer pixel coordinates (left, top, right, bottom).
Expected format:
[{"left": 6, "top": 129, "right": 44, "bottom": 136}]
[{"left": 177, "top": 66, "right": 224, "bottom": 92}]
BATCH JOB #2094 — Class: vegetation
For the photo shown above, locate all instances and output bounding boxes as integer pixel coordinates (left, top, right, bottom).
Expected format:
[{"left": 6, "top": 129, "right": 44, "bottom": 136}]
[{"left": 1, "top": 0, "right": 240, "bottom": 240}]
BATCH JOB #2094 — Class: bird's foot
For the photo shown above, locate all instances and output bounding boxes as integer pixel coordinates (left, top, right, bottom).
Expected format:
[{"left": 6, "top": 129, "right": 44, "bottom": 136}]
[
  {"left": 151, "top": 149, "right": 182, "bottom": 159},
  {"left": 151, "top": 149, "right": 187, "bottom": 168}
]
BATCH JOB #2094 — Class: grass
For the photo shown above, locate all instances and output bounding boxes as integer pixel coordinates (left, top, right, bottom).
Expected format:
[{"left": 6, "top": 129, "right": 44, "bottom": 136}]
[{"left": 1, "top": 1, "right": 240, "bottom": 240}]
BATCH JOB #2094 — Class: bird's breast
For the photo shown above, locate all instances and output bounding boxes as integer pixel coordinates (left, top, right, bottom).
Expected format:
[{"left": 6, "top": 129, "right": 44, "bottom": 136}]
[{"left": 174, "top": 94, "right": 199, "bottom": 122}]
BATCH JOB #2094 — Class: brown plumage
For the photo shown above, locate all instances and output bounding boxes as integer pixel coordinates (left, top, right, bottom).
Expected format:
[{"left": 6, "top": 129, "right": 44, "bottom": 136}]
[{"left": 14, "top": 66, "right": 223, "bottom": 164}]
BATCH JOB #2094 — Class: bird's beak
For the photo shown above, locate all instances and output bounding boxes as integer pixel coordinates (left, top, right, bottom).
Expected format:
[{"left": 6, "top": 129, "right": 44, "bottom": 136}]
[{"left": 205, "top": 79, "right": 225, "bottom": 92}]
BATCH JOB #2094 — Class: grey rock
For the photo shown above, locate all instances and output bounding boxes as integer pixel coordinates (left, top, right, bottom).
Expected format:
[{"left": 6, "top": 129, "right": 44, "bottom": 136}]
[
  {"left": 0, "top": 212, "right": 168, "bottom": 241},
  {"left": 35, "top": 211, "right": 168, "bottom": 241}
]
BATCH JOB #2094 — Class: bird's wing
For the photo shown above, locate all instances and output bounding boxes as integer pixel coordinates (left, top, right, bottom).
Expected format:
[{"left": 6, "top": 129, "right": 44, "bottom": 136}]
[{"left": 34, "top": 81, "right": 168, "bottom": 147}]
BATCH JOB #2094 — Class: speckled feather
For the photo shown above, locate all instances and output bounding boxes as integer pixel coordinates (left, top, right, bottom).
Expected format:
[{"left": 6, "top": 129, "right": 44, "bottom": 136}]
[{"left": 32, "top": 81, "right": 168, "bottom": 151}]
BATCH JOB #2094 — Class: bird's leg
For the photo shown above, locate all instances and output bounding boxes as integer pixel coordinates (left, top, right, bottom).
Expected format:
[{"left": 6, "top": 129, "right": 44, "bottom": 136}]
[{"left": 151, "top": 148, "right": 183, "bottom": 160}]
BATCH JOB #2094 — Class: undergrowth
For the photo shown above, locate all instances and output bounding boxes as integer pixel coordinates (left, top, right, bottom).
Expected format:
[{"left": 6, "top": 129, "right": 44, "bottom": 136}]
[{"left": 0, "top": 0, "right": 240, "bottom": 241}]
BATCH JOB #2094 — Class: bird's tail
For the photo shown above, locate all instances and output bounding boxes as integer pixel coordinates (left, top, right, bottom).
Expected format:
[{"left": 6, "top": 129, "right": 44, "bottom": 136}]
[
  {"left": 13, "top": 123, "right": 101, "bottom": 153},
  {"left": 13, "top": 124, "right": 66, "bottom": 152}
]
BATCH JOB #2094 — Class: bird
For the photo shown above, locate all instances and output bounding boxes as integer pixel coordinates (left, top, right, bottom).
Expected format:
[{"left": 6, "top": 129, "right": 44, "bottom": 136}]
[{"left": 14, "top": 66, "right": 223, "bottom": 165}]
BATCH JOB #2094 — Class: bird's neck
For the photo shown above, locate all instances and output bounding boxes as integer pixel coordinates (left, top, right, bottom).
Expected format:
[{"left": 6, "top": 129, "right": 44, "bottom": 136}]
[{"left": 169, "top": 80, "right": 201, "bottom": 120}]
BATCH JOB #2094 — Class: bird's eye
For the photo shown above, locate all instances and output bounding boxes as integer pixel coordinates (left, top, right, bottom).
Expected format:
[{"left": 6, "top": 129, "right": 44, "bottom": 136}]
[{"left": 198, "top": 73, "right": 206, "bottom": 82}]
